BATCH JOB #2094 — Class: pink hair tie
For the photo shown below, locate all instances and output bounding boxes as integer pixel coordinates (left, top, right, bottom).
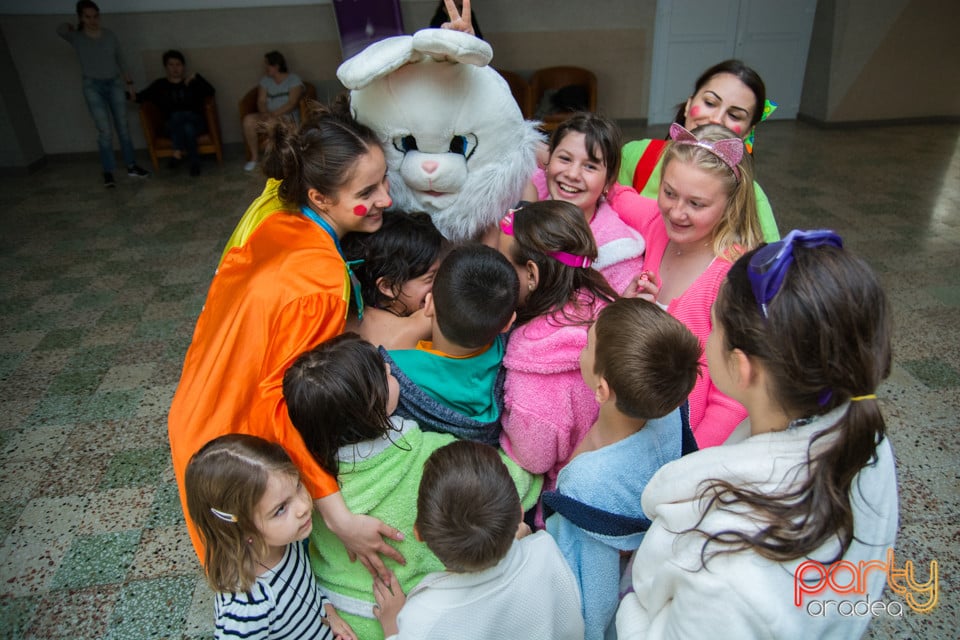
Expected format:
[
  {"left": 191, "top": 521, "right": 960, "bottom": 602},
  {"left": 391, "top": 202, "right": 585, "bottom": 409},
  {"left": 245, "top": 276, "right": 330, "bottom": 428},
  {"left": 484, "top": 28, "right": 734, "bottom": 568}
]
[
  {"left": 669, "top": 123, "right": 744, "bottom": 182},
  {"left": 499, "top": 209, "right": 593, "bottom": 269}
]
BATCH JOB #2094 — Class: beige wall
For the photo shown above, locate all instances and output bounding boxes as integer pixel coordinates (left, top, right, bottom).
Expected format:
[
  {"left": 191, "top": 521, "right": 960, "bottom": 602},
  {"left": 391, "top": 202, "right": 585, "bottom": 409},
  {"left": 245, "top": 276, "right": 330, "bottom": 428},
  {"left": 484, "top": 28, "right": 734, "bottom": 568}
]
[
  {"left": 3, "top": 0, "right": 957, "bottom": 166},
  {"left": 0, "top": 0, "right": 654, "bottom": 159},
  {"left": 800, "top": 0, "right": 960, "bottom": 123}
]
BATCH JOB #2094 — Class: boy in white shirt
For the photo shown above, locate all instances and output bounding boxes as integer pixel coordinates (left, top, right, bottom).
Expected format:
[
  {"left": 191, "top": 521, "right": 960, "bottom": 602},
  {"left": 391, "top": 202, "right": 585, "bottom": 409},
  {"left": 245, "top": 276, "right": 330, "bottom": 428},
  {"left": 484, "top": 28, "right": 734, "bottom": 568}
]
[{"left": 373, "top": 440, "right": 584, "bottom": 640}]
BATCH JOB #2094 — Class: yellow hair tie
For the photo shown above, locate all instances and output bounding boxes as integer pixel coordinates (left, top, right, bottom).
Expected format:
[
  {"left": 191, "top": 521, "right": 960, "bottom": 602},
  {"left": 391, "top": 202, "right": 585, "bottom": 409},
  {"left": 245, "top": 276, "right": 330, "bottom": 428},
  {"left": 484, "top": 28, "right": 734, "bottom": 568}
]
[{"left": 850, "top": 394, "right": 877, "bottom": 402}]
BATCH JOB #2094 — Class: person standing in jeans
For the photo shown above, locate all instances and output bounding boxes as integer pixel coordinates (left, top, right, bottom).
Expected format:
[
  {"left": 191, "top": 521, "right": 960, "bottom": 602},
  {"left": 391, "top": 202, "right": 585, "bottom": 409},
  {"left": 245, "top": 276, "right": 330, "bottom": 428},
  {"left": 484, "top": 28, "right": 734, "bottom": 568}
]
[{"left": 57, "top": 0, "right": 149, "bottom": 187}]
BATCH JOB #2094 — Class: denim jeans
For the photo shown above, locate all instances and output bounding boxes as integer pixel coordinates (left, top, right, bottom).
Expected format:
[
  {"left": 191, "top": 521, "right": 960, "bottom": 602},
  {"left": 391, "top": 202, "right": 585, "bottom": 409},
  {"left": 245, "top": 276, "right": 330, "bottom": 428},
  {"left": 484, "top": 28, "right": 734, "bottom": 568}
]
[
  {"left": 81, "top": 76, "right": 136, "bottom": 172},
  {"left": 165, "top": 111, "right": 206, "bottom": 161}
]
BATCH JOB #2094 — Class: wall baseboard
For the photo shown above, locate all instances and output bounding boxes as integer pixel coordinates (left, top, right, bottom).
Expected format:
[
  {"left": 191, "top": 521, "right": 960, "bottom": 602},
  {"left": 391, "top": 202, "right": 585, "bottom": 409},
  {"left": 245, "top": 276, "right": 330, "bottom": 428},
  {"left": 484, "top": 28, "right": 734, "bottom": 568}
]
[
  {"left": 0, "top": 155, "right": 46, "bottom": 177},
  {"left": 797, "top": 113, "right": 960, "bottom": 129}
]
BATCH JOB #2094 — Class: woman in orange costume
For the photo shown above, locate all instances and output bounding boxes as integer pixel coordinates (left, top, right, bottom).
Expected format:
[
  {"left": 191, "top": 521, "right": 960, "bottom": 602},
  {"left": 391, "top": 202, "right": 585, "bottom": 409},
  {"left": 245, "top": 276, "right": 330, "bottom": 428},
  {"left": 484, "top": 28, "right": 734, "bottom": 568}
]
[{"left": 169, "top": 102, "right": 403, "bottom": 576}]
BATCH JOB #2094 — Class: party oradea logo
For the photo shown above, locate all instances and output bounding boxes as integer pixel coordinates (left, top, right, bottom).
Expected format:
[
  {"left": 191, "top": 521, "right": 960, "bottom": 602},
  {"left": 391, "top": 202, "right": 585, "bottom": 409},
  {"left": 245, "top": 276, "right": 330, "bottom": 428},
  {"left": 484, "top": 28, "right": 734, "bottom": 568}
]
[{"left": 794, "top": 549, "right": 938, "bottom": 617}]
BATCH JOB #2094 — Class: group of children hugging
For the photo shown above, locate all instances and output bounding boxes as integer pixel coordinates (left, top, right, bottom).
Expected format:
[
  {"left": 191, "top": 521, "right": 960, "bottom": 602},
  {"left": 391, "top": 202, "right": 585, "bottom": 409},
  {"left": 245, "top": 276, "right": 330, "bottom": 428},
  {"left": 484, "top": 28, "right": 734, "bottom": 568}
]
[{"left": 168, "top": 59, "right": 899, "bottom": 640}]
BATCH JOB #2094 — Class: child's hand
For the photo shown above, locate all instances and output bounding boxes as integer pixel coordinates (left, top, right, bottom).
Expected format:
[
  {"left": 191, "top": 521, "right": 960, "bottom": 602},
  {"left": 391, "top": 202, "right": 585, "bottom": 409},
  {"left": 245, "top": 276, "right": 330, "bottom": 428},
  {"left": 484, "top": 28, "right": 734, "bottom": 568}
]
[
  {"left": 622, "top": 271, "right": 659, "bottom": 303},
  {"left": 373, "top": 572, "right": 406, "bottom": 637},
  {"left": 516, "top": 521, "right": 532, "bottom": 539},
  {"left": 323, "top": 603, "right": 357, "bottom": 640}
]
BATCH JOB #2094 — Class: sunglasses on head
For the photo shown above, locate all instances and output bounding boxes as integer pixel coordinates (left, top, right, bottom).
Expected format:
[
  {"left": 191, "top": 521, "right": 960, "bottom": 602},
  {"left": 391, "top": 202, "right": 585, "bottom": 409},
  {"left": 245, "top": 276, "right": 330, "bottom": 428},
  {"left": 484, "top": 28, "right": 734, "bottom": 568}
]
[{"left": 747, "top": 229, "right": 843, "bottom": 319}]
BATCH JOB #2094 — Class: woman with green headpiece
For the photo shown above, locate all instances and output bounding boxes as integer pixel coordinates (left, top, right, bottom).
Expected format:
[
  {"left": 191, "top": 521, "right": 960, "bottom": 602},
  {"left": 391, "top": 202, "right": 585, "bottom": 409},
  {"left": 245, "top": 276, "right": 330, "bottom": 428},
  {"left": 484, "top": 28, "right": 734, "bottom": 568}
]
[{"left": 618, "top": 60, "right": 780, "bottom": 242}]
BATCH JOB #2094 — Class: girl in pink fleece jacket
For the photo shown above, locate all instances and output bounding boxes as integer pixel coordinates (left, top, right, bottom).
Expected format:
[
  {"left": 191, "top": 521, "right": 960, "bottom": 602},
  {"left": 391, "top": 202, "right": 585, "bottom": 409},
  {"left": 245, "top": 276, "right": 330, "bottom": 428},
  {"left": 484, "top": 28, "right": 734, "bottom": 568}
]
[{"left": 496, "top": 200, "right": 618, "bottom": 526}]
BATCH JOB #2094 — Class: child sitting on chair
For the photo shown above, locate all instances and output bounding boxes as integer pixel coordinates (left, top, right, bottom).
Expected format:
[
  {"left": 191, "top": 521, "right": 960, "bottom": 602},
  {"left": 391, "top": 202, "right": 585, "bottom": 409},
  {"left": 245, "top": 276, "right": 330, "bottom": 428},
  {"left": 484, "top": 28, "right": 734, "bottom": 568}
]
[
  {"left": 383, "top": 244, "right": 518, "bottom": 446},
  {"left": 372, "top": 440, "right": 584, "bottom": 640},
  {"left": 544, "top": 298, "right": 700, "bottom": 640}
]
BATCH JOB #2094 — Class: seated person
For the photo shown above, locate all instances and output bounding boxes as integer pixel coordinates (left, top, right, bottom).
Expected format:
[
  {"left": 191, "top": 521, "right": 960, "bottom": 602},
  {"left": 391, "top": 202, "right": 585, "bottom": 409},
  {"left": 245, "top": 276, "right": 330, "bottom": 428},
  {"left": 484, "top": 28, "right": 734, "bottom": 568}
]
[
  {"left": 544, "top": 298, "right": 700, "bottom": 640},
  {"left": 243, "top": 50, "right": 305, "bottom": 172},
  {"left": 342, "top": 211, "right": 450, "bottom": 350},
  {"left": 373, "top": 440, "right": 584, "bottom": 640},
  {"left": 382, "top": 244, "right": 518, "bottom": 446},
  {"left": 284, "top": 333, "right": 541, "bottom": 640},
  {"left": 136, "top": 49, "right": 215, "bottom": 176}
]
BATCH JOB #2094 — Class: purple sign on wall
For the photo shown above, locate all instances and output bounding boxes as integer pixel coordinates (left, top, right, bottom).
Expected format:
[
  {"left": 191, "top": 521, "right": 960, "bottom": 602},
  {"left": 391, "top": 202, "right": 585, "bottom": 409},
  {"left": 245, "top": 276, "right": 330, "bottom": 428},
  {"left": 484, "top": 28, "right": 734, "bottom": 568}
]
[{"left": 333, "top": 0, "right": 405, "bottom": 60}]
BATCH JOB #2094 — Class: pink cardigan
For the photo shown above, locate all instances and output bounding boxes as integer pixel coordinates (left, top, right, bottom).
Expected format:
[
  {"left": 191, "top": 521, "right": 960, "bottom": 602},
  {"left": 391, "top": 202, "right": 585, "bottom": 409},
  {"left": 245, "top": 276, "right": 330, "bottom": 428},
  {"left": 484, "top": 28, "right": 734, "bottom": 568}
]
[
  {"left": 609, "top": 184, "right": 747, "bottom": 447},
  {"left": 500, "top": 302, "right": 602, "bottom": 504},
  {"left": 532, "top": 170, "right": 644, "bottom": 293}
]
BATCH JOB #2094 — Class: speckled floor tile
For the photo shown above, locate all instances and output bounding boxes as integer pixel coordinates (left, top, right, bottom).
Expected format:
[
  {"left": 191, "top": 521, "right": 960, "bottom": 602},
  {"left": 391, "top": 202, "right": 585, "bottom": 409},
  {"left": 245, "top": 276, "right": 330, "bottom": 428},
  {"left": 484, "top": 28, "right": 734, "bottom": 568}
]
[
  {"left": 0, "top": 424, "right": 73, "bottom": 461},
  {"left": 127, "top": 525, "right": 200, "bottom": 580},
  {"left": 0, "top": 594, "right": 40, "bottom": 639},
  {"left": 183, "top": 577, "right": 215, "bottom": 638},
  {"left": 77, "top": 487, "right": 156, "bottom": 535},
  {"left": 901, "top": 357, "right": 960, "bottom": 390},
  {"left": 25, "top": 586, "right": 120, "bottom": 639},
  {"left": 145, "top": 482, "right": 185, "bottom": 530},
  {"left": 51, "top": 530, "right": 141, "bottom": 590},
  {"left": 106, "top": 575, "right": 195, "bottom": 640},
  {"left": 97, "top": 363, "right": 157, "bottom": 392},
  {"left": 99, "top": 447, "right": 170, "bottom": 490}
]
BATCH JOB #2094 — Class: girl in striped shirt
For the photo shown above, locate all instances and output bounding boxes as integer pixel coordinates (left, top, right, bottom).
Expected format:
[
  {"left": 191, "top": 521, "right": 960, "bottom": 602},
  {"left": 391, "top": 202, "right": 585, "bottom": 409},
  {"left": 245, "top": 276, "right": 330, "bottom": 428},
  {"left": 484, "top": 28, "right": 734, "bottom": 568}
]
[{"left": 186, "top": 434, "right": 355, "bottom": 640}]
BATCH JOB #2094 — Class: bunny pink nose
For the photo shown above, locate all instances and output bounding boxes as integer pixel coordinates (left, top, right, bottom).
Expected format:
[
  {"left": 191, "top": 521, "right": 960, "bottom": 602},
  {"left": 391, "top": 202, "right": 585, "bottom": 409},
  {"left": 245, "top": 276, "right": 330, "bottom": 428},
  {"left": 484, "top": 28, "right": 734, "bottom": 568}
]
[{"left": 422, "top": 160, "right": 439, "bottom": 174}]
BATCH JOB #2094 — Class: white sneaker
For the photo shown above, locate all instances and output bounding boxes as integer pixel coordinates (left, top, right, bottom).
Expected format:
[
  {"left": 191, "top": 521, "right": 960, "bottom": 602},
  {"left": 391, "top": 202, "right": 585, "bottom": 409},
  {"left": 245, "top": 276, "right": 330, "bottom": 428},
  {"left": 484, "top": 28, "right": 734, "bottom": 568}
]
[{"left": 243, "top": 160, "right": 258, "bottom": 172}]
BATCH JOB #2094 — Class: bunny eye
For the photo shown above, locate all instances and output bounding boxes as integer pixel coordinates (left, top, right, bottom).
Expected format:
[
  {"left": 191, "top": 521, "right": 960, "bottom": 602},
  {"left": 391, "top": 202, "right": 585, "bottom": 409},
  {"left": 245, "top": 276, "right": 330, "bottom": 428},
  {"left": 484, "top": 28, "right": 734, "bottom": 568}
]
[
  {"left": 449, "top": 134, "right": 478, "bottom": 160},
  {"left": 394, "top": 135, "right": 419, "bottom": 153}
]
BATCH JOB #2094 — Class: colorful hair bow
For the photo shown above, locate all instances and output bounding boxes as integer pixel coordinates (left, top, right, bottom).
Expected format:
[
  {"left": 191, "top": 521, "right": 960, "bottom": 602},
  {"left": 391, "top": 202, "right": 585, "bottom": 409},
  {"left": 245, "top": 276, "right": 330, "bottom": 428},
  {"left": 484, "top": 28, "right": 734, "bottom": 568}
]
[
  {"left": 744, "top": 99, "right": 778, "bottom": 154},
  {"left": 669, "top": 123, "right": 744, "bottom": 181}
]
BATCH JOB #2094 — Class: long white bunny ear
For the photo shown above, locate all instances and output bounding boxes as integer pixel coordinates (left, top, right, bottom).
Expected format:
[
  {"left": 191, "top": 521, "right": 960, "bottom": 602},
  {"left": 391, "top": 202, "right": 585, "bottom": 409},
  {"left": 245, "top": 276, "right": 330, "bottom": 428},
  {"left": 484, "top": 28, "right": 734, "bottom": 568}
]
[
  {"left": 410, "top": 28, "right": 492, "bottom": 66},
  {"left": 337, "top": 35, "right": 421, "bottom": 90}
]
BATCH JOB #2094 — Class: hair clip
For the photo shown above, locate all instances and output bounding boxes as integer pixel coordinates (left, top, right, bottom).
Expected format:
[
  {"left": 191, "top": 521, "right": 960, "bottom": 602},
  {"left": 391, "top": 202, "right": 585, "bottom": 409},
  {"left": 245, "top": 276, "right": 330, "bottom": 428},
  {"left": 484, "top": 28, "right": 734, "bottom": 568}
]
[
  {"left": 499, "top": 209, "right": 593, "bottom": 269},
  {"left": 745, "top": 99, "right": 778, "bottom": 154},
  {"left": 210, "top": 507, "right": 238, "bottom": 523},
  {"left": 746, "top": 229, "right": 843, "bottom": 319},
  {"left": 669, "top": 123, "right": 743, "bottom": 181}
]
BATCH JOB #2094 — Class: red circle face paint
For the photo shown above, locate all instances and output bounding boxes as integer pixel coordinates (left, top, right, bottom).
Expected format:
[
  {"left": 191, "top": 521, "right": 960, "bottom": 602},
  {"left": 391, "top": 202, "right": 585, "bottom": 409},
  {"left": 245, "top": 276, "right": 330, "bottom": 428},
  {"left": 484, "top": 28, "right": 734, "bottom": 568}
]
[
  {"left": 353, "top": 204, "right": 368, "bottom": 217},
  {"left": 689, "top": 105, "right": 700, "bottom": 118}
]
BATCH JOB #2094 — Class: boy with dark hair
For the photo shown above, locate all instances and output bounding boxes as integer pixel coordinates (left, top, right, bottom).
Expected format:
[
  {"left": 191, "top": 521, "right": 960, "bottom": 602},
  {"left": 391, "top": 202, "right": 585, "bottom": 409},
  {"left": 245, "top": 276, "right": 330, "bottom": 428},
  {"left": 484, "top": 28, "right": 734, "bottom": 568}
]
[
  {"left": 372, "top": 440, "right": 583, "bottom": 639},
  {"left": 544, "top": 298, "right": 701, "bottom": 640},
  {"left": 382, "top": 244, "right": 518, "bottom": 445}
]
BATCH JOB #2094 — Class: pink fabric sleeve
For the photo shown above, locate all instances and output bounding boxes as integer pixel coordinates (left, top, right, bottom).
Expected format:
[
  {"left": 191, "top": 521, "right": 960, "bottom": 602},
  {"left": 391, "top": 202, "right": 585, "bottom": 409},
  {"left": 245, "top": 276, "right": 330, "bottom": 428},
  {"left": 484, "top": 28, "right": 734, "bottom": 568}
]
[
  {"left": 499, "top": 367, "right": 597, "bottom": 488},
  {"left": 607, "top": 183, "right": 660, "bottom": 233}
]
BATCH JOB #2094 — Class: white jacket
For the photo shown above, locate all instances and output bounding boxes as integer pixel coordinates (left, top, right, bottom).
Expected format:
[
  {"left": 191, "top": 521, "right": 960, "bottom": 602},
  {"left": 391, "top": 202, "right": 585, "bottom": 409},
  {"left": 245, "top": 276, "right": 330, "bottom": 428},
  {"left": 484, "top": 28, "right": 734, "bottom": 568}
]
[
  {"left": 617, "top": 404, "right": 899, "bottom": 640},
  {"left": 389, "top": 531, "right": 584, "bottom": 640}
]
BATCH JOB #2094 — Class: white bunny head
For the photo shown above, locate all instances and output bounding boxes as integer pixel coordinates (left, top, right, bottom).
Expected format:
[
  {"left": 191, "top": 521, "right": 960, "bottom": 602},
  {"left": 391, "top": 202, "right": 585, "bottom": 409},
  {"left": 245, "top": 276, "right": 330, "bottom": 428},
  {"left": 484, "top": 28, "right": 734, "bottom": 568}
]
[{"left": 338, "top": 29, "right": 542, "bottom": 242}]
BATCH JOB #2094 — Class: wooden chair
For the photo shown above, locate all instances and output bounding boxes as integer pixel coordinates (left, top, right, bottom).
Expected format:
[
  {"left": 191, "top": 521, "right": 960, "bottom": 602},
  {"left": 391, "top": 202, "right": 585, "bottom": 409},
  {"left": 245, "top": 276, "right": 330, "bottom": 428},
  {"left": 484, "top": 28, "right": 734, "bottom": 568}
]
[
  {"left": 238, "top": 81, "right": 318, "bottom": 160},
  {"left": 495, "top": 68, "right": 532, "bottom": 119},
  {"left": 139, "top": 95, "right": 223, "bottom": 171},
  {"left": 528, "top": 66, "right": 598, "bottom": 133}
]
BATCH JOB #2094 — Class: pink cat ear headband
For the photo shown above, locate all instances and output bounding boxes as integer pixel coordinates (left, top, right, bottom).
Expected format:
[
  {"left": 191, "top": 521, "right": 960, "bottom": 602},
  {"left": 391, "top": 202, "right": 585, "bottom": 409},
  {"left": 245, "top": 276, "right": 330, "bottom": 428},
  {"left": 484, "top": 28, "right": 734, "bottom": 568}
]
[{"left": 669, "top": 123, "right": 744, "bottom": 182}]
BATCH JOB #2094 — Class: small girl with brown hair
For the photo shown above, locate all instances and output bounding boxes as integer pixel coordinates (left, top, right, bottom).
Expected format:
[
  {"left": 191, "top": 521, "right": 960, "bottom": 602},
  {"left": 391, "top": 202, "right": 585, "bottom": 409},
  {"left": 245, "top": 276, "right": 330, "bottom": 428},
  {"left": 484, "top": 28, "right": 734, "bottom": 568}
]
[
  {"left": 185, "top": 434, "right": 355, "bottom": 640},
  {"left": 617, "top": 230, "right": 898, "bottom": 639},
  {"left": 496, "top": 200, "right": 618, "bottom": 526}
]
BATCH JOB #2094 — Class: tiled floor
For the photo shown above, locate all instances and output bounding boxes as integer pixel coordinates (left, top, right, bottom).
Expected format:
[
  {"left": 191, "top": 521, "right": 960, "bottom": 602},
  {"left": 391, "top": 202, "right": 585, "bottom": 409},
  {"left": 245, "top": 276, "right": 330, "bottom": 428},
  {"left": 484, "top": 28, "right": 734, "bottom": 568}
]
[{"left": 0, "top": 121, "right": 957, "bottom": 639}]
